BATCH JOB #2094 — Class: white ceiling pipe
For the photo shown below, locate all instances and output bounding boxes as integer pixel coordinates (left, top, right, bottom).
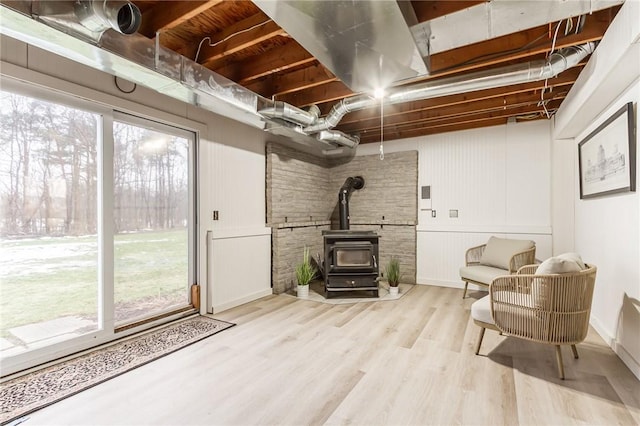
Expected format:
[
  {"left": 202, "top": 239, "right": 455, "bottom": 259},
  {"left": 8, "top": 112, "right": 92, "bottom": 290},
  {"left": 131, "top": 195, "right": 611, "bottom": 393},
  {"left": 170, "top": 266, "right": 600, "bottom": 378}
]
[{"left": 303, "top": 42, "right": 596, "bottom": 135}]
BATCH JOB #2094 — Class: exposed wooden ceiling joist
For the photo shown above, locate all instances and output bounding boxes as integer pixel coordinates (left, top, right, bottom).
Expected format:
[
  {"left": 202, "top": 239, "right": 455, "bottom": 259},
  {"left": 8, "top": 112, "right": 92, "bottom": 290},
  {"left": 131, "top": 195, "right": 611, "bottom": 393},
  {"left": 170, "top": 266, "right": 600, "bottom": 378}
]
[
  {"left": 199, "top": 17, "right": 284, "bottom": 67},
  {"left": 359, "top": 101, "right": 563, "bottom": 143},
  {"left": 245, "top": 63, "right": 337, "bottom": 97},
  {"left": 138, "top": 0, "right": 223, "bottom": 38},
  {"left": 129, "top": 0, "right": 619, "bottom": 144},
  {"left": 342, "top": 91, "right": 567, "bottom": 135},
  {"left": 213, "top": 40, "right": 314, "bottom": 83}
]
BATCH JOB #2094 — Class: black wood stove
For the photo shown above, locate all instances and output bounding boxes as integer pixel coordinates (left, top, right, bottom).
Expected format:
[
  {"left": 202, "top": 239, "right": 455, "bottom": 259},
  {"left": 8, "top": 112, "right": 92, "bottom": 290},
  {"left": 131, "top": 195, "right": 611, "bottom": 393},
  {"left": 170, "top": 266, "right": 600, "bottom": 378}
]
[
  {"left": 322, "top": 176, "right": 379, "bottom": 298},
  {"left": 323, "top": 230, "right": 379, "bottom": 298}
]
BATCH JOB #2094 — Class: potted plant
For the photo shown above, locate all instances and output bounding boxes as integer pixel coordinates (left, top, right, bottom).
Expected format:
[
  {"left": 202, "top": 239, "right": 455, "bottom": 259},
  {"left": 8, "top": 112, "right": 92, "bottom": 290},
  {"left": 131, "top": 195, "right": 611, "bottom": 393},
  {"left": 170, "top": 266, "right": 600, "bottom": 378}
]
[
  {"left": 295, "top": 246, "right": 317, "bottom": 298},
  {"left": 386, "top": 257, "right": 401, "bottom": 296}
]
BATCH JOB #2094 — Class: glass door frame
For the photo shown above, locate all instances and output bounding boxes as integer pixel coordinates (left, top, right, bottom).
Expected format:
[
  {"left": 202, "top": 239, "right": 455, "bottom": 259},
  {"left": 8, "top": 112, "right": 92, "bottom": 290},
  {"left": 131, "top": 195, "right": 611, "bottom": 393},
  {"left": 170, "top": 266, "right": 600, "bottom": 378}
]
[
  {"left": 111, "top": 111, "right": 197, "bottom": 328},
  {"left": 0, "top": 77, "right": 199, "bottom": 377}
]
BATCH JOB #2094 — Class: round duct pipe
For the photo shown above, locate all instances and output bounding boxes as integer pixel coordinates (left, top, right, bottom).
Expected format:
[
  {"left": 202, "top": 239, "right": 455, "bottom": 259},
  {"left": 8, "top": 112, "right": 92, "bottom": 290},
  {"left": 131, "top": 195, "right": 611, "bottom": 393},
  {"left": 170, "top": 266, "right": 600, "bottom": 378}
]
[{"left": 75, "top": 1, "right": 142, "bottom": 35}]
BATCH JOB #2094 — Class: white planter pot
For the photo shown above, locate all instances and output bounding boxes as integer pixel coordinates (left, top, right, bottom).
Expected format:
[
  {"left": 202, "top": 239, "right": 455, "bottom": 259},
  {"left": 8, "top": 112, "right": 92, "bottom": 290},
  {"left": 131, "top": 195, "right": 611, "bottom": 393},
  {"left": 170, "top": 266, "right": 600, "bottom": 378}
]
[
  {"left": 297, "top": 285, "right": 309, "bottom": 298},
  {"left": 389, "top": 286, "right": 399, "bottom": 296}
]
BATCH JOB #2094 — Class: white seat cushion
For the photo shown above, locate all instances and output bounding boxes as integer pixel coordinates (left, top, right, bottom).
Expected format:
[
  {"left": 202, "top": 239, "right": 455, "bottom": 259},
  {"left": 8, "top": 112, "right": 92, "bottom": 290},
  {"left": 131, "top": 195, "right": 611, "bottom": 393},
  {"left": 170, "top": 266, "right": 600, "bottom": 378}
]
[
  {"left": 471, "top": 295, "right": 493, "bottom": 324},
  {"left": 460, "top": 265, "right": 507, "bottom": 285},
  {"left": 472, "top": 292, "right": 536, "bottom": 327}
]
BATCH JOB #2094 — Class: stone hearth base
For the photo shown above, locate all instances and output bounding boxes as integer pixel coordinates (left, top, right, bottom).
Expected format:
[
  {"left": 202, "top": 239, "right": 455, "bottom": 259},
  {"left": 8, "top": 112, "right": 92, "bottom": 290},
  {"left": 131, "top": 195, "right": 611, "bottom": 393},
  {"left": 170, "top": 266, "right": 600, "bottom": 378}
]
[{"left": 287, "top": 281, "right": 415, "bottom": 305}]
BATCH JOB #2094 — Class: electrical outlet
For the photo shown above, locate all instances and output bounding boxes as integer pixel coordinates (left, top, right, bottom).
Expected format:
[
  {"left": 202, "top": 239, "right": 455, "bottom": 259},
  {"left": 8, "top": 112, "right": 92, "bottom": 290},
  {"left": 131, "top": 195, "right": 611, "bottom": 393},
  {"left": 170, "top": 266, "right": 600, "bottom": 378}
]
[{"left": 431, "top": 210, "right": 436, "bottom": 218}]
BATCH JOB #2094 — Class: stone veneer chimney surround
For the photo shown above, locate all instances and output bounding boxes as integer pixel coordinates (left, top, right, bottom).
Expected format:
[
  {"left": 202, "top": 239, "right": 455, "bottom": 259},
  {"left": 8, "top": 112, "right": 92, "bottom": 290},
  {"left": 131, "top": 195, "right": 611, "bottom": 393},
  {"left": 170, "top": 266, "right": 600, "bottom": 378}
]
[{"left": 267, "top": 143, "right": 417, "bottom": 294}]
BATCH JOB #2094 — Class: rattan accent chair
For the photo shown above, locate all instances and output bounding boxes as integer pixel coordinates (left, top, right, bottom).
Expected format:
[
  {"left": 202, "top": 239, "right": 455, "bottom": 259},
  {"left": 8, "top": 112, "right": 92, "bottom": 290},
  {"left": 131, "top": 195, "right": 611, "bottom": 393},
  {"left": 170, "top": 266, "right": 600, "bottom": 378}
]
[
  {"left": 460, "top": 237, "right": 536, "bottom": 298},
  {"left": 472, "top": 263, "right": 597, "bottom": 379}
]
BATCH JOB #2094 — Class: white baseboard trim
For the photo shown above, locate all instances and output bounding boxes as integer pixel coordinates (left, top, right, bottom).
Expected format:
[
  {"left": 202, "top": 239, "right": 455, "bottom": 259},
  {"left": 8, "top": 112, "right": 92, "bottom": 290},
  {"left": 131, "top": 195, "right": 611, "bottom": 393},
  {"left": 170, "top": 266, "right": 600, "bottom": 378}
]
[
  {"left": 590, "top": 316, "right": 640, "bottom": 380},
  {"left": 208, "top": 227, "right": 271, "bottom": 240},
  {"left": 415, "top": 278, "right": 487, "bottom": 292},
  {"left": 212, "top": 289, "right": 273, "bottom": 314}
]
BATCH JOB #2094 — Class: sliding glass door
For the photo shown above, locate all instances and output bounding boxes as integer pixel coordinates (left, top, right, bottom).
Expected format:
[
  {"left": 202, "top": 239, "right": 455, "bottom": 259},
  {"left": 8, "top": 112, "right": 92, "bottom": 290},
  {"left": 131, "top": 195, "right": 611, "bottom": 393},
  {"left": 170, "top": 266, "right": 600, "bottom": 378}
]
[
  {"left": 112, "top": 116, "right": 193, "bottom": 326},
  {"left": 0, "top": 82, "right": 196, "bottom": 374}
]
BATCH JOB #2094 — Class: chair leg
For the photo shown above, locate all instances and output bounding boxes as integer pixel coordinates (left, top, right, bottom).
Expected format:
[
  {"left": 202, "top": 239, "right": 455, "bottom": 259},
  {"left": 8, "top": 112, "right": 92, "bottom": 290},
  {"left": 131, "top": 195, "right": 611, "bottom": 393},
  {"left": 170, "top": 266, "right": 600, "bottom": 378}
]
[
  {"left": 571, "top": 344, "right": 579, "bottom": 359},
  {"left": 475, "top": 327, "right": 486, "bottom": 355},
  {"left": 462, "top": 281, "right": 469, "bottom": 298},
  {"left": 555, "top": 345, "right": 565, "bottom": 380}
]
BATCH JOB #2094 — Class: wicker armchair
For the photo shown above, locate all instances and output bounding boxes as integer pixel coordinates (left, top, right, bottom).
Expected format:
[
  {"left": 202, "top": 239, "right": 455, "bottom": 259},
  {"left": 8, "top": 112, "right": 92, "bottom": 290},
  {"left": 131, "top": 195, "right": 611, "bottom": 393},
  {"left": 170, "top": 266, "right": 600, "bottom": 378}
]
[
  {"left": 460, "top": 237, "right": 536, "bottom": 298},
  {"left": 471, "top": 264, "right": 597, "bottom": 379}
]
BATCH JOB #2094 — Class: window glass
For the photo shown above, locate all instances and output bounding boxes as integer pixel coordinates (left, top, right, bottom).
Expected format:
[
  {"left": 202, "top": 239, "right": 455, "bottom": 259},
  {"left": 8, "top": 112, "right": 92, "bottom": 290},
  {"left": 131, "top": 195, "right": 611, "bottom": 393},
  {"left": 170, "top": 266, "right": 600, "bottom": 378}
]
[
  {"left": 112, "top": 120, "right": 191, "bottom": 325},
  {"left": 0, "top": 90, "right": 99, "bottom": 355}
]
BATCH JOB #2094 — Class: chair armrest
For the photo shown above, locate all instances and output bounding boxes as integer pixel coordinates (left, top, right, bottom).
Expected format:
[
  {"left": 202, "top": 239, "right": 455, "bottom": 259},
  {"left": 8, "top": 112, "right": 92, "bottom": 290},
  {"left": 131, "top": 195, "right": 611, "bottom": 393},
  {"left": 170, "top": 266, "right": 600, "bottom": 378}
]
[
  {"left": 489, "top": 274, "right": 538, "bottom": 337},
  {"left": 490, "top": 274, "right": 533, "bottom": 296},
  {"left": 508, "top": 246, "right": 536, "bottom": 273},
  {"left": 465, "top": 244, "right": 486, "bottom": 266},
  {"left": 517, "top": 264, "right": 539, "bottom": 275}
]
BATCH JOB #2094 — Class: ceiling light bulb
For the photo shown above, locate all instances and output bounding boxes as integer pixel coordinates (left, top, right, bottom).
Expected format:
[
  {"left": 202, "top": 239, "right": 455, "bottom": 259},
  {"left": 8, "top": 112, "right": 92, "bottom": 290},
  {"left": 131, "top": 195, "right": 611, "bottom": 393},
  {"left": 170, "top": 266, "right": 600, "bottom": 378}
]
[{"left": 374, "top": 88, "right": 385, "bottom": 99}]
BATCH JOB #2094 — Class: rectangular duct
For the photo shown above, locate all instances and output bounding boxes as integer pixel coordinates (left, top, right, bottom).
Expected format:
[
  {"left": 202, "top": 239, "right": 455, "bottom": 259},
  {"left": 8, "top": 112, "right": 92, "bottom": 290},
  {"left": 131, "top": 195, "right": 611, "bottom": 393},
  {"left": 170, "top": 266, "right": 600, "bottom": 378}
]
[
  {"left": 254, "top": 0, "right": 429, "bottom": 93},
  {"left": 412, "top": 0, "right": 624, "bottom": 56}
]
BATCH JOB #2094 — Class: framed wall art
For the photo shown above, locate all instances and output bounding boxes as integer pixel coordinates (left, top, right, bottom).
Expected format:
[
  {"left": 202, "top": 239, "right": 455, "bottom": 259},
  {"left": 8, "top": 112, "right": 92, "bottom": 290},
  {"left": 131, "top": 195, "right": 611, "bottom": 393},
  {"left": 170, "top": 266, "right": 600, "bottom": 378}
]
[{"left": 578, "top": 102, "right": 636, "bottom": 199}]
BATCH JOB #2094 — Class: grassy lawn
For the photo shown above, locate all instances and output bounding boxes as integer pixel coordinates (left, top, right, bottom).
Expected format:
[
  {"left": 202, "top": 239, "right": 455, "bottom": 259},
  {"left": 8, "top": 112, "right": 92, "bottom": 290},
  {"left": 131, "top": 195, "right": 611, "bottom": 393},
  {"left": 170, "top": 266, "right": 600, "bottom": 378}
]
[{"left": 0, "top": 229, "right": 188, "bottom": 337}]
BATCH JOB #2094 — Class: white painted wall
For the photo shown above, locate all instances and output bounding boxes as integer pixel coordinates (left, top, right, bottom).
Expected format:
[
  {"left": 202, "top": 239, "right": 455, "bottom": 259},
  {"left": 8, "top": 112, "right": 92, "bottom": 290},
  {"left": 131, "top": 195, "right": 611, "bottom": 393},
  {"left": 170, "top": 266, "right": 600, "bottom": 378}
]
[
  {"left": 553, "top": 0, "right": 640, "bottom": 379},
  {"left": 359, "top": 119, "right": 554, "bottom": 289},
  {"left": 554, "top": 82, "right": 640, "bottom": 378},
  {"left": 417, "top": 120, "right": 553, "bottom": 287},
  {"left": 0, "top": 34, "right": 272, "bottom": 314}
]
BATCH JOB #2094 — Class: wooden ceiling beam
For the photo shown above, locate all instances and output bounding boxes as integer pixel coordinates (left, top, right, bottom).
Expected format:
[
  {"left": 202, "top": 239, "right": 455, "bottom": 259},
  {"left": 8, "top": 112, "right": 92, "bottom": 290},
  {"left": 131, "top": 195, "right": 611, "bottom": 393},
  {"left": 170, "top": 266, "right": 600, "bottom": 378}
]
[
  {"left": 411, "top": 1, "right": 486, "bottom": 22},
  {"left": 275, "top": 81, "right": 353, "bottom": 107},
  {"left": 358, "top": 101, "right": 562, "bottom": 143},
  {"left": 245, "top": 64, "right": 337, "bottom": 97},
  {"left": 362, "top": 117, "right": 510, "bottom": 142},
  {"left": 199, "top": 20, "right": 285, "bottom": 67},
  {"left": 396, "top": 100, "right": 561, "bottom": 133},
  {"left": 138, "top": 0, "right": 223, "bottom": 38},
  {"left": 212, "top": 40, "right": 315, "bottom": 83},
  {"left": 339, "top": 91, "right": 567, "bottom": 134}
]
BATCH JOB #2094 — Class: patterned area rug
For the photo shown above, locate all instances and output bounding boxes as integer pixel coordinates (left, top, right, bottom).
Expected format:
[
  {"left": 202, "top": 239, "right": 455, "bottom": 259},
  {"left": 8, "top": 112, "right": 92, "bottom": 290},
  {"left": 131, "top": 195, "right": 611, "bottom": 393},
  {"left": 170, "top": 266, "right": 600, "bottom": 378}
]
[{"left": 0, "top": 316, "right": 234, "bottom": 425}]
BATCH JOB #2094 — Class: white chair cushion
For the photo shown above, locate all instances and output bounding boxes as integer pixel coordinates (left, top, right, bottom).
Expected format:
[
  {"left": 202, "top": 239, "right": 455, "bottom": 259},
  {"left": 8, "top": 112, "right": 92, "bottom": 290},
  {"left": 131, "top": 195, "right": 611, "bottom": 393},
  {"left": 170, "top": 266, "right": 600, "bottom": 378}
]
[
  {"left": 471, "top": 295, "right": 493, "bottom": 324},
  {"left": 556, "top": 252, "right": 586, "bottom": 270},
  {"left": 533, "top": 255, "right": 583, "bottom": 310},
  {"left": 480, "top": 236, "right": 535, "bottom": 270},
  {"left": 460, "top": 265, "right": 508, "bottom": 285},
  {"left": 535, "top": 256, "right": 582, "bottom": 275}
]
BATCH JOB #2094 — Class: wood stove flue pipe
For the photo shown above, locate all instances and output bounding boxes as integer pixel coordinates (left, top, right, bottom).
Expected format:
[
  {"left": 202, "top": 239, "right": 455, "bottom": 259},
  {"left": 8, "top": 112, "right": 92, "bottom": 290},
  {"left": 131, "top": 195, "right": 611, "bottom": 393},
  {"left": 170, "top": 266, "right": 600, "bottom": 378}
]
[{"left": 339, "top": 176, "right": 365, "bottom": 230}]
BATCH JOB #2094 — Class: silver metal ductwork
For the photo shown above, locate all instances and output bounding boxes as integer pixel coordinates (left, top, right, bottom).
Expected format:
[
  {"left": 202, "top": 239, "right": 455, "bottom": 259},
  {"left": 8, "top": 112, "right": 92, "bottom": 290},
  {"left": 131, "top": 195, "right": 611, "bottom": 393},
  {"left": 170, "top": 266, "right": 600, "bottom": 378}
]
[
  {"left": 258, "top": 101, "right": 318, "bottom": 127},
  {"left": 254, "top": 0, "right": 428, "bottom": 93},
  {"left": 304, "top": 42, "right": 596, "bottom": 134},
  {"left": 34, "top": 0, "right": 141, "bottom": 42},
  {"left": 0, "top": 1, "right": 598, "bottom": 157},
  {"left": 413, "top": 0, "right": 623, "bottom": 56},
  {"left": 0, "top": 1, "right": 333, "bottom": 154},
  {"left": 317, "top": 130, "right": 359, "bottom": 149}
]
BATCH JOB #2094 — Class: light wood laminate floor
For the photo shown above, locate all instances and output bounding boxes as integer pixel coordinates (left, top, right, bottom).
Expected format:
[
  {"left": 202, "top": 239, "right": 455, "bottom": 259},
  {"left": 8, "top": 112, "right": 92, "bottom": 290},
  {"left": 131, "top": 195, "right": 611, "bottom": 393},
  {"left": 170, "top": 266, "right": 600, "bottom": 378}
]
[{"left": 27, "top": 285, "right": 640, "bottom": 425}]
